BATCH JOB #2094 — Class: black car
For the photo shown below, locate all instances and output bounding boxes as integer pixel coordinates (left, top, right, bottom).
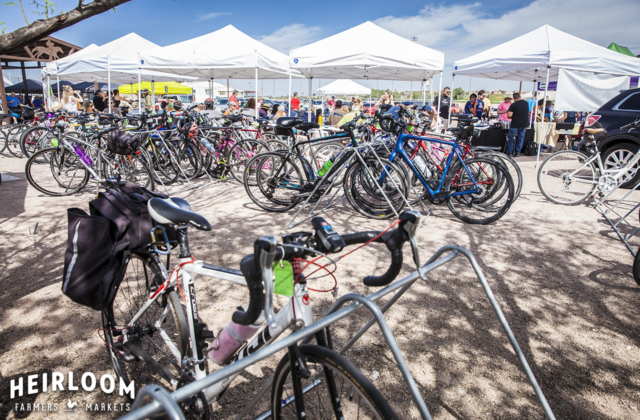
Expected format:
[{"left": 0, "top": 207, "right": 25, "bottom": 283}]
[{"left": 588, "top": 87, "right": 640, "bottom": 187}]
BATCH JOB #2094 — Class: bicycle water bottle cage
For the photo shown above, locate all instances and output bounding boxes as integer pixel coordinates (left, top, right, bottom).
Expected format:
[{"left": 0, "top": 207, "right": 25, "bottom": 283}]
[{"left": 311, "top": 217, "right": 346, "bottom": 253}]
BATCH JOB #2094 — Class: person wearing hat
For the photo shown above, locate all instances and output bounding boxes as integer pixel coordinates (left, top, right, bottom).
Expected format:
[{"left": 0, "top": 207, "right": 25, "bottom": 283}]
[
  {"left": 259, "top": 102, "right": 270, "bottom": 119},
  {"left": 229, "top": 89, "right": 239, "bottom": 110},
  {"left": 328, "top": 96, "right": 336, "bottom": 109},
  {"left": 140, "top": 88, "right": 152, "bottom": 113},
  {"left": 497, "top": 96, "right": 512, "bottom": 122}
]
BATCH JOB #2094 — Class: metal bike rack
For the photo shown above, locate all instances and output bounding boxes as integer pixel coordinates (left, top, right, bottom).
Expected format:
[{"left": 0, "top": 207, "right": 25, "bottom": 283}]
[
  {"left": 594, "top": 177, "right": 640, "bottom": 257},
  {"left": 120, "top": 245, "right": 556, "bottom": 420}
]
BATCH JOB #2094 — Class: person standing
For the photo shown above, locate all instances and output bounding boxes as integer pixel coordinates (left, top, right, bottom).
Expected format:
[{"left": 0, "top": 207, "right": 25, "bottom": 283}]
[
  {"left": 479, "top": 90, "right": 491, "bottom": 119},
  {"left": 93, "top": 90, "right": 107, "bottom": 112},
  {"left": 229, "top": 89, "right": 239, "bottom": 110},
  {"left": 327, "top": 96, "right": 336, "bottom": 110},
  {"left": 327, "top": 100, "right": 346, "bottom": 126},
  {"left": 496, "top": 97, "right": 512, "bottom": 122},
  {"left": 140, "top": 89, "right": 153, "bottom": 113},
  {"left": 505, "top": 93, "right": 529, "bottom": 157},
  {"left": 375, "top": 90, "right": 395, "bottom": 113},
  {"left": 291, "top": 92, "right": 300, "bottom": 113},
  {"left": 464, "top": 93, "right": 483, "bottom": 118},
  {"left": 433, "top": 87, "right": 451, "bottom": 132}
]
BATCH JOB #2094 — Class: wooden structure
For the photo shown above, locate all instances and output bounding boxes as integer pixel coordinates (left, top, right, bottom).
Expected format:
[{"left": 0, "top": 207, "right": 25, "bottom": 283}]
[{"left": 1, "top": 36, "right": 82, "bottom": 115}]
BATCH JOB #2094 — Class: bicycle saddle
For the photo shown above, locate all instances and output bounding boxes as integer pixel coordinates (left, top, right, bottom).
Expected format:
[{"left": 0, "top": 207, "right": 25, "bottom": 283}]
[
  {"left": 296, "top": 122, "right": 320, "bottom": 132},
  {"left": 148, "top": 197, "right": 211, "bottom": 230},
  {"left": 446, "top": 127, "right": 462, "bottom": 133},
  {"left": 256, "top": 118, "right": 270, "bottom": 125},
  {"left": 585, "top": 127, "right": 604, "bottom": 134},
  {"left": 276, "top": 117, "right": 304, "bottom": 128}
]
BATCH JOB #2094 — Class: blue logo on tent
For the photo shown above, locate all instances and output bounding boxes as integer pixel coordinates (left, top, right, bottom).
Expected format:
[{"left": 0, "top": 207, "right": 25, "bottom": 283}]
[
  {"left": 454, "top": 66, "right": 458, "bottom": 70},
  {"left": 140, "top": 60, "right": 144, "bottom": 65},
  {"left": 293, "top": 59, "right": 299, "bottom": 64}
]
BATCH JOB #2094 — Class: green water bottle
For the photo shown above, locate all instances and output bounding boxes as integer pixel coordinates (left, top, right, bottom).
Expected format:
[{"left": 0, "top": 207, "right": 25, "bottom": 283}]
[{"left": 318, "top": 157, "right": 335, "bottom": 177}]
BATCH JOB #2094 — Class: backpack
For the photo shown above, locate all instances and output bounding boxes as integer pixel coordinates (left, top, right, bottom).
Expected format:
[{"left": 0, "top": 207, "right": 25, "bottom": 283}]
[
  {"left": 106, "top": 129, "right": 141, "bottom": 155},
  {"left": 62, "top": 182, "right": 175, "bottom": 310},
  {"left": 523, "top": 140, "right": 538, "bottom": 156}
]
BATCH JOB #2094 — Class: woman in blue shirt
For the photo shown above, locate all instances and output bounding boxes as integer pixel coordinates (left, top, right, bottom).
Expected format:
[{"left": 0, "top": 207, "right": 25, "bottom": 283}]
[{"left": 464, "top": 93, "right": 484, "bottom": 118}]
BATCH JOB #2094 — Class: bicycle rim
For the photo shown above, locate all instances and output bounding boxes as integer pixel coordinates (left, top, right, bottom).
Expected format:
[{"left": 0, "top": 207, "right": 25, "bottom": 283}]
[
  {"left": 537, "top": 150, "right": 597, "bottom": 205},
  {"left": 227, "top": 139, "right": 271, "bottom": 183},
  {"left": 25, "top": 147, "right": 90, "bottom": 196},
  {"left": 245, "top": 152, "right": 303, "bottom": 212}
]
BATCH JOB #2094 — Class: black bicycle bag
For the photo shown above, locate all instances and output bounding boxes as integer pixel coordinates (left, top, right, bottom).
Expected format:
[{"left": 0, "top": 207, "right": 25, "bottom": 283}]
[{"left": 106, "top": 129, "right": 141, "bottom": 155}]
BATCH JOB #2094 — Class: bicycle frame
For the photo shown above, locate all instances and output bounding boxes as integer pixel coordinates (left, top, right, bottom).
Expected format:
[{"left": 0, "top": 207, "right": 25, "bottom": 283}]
[
  {"left": 562, "top": 142, "right": 640, "bottom": 186},
  {"left": 122, "top": 253, "right": 314, "bottom": 404}
]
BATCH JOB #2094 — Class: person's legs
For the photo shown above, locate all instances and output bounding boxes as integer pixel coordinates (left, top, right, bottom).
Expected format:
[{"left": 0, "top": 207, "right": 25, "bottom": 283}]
[
  {"left": 505, "top": 128, "right": 517, "bottom": 155},
  {"left": 515, "top": 127, "right": 526, "bottom": 155}
]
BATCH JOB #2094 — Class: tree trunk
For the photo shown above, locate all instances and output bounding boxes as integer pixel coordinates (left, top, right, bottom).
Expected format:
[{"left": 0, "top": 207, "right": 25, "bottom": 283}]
[{"left": 0, "top": 0, "right": 132, "bottom": 54}]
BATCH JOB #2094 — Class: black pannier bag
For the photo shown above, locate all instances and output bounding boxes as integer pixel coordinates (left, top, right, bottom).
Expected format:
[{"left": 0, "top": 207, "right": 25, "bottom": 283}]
[
  {"left": 61, "top": 182, "right": 176, "bottom": 310},
  {"left": 106, "top": 129, "right": 141, "bottom": 155},
  {"left": 62, "top": 208, "right": 130, "bottom": 310}
]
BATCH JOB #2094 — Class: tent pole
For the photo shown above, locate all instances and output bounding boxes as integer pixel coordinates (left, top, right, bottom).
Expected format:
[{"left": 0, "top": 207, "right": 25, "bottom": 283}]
[
  {"left": 529, "top": 69, "right": 539, "bottom": 129},
  {"left": 535, "top": 66, "right": 551, "bottom": 169},
  {"left": 437, "top": 74, "right": 443, "bottom": 127},
  {"left": 448, "top": 74, "right": 455, "bottom": 126},
  {"left": 308, "top": 77, "right": 312, "bottom": 122},
  {"left": 108, "top": 56, "right": 111, "bottom": 113},
  {"left": 288, "top": 72, "right": 292, "bottom": 117},
  {"left": 56, "top": 75, "right": 60, "bottom": 102},
  {"left": 255, "top": 51, "right": 259, "bottom": 119},
  {"left": 410, "top": 81, "right": 413, "bottom": 102},
  {"left": 151, "top": 80, "right": 155, "bottom": 112},
  {"left": 227, "top": 78, "right": 229, "bottom": 98},
  {"left": 138, "top": 68, "right": 142, "bottom": 113}
]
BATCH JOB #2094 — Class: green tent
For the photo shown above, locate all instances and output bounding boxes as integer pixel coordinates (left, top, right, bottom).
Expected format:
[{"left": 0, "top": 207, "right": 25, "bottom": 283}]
[{"left": 607, "top": 43, "right": 635, "bottom": 57}]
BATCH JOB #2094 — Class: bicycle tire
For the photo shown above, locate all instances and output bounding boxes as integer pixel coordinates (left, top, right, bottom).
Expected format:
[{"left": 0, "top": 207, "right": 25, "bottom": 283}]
[
  {"left": 102, "top": 254, "right": 189, "bottom": 395},
  {"left": 244, "top": 151, "right": 304, "bottom": 212},
  {"left": 25, "top": 147, "right": 90, "bottom": 196},
  {"left": 144, "top": 138, "right": 181, "bottom": 186},
  {"left": 226, "top": 139, "right": 271, "bottom": 183},
  {"left": 476, "top": 151, "right": 523, "bottom": 201},
  {"left": 172, "top": 139, "right": 203, "bottom": 180},
  {"left": 6, "top": 125, "right": 26, "bottom": 157},
  {"left": 103, "top": 153, "right": 156, "bottom": 191},
  {"left": 271, "top": 345, "right": 399, "bottom": 420},
  {"left": 0, "top": 126, "right": 9, "bottom": 154},
  {"left": 445, "top": 157, "right": 514, "bottom": 224},
  {"left": 20, "top": 125, "right": 50, "bottom": 158},
  {"left": 633, "top": 247, "right": 640, "bottom": 287},
  {"left": 537, "top": 150, "right": 597, "bottom": 205},
  {"left": 343, "top": 157, "right": 409, "bottom": 219}
]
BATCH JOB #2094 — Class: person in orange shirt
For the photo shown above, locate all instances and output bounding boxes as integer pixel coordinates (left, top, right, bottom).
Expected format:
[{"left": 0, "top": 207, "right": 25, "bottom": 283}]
[
  {"left": 228, "top": 89, "right": 239, "bottom": 110},
  {"left": 291, "top": 92, "right": 300, "bottom": 113}
]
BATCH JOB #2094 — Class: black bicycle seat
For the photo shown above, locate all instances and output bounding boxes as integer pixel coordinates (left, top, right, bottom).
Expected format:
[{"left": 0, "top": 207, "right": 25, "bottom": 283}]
[
  {"left": 148, "top": 198, "right": 211, "bottom": 230},
  {"left": 276, "top": 117, "right": 304, "bottom": 128},
  {"left": 446, "top": 127, "right": 462, "bottom": 134},
  {"left": 256, "top": 118, "right": 270, "bottom": 125},
  {"left": 296, "top": 122, "right": 320, "bottom": 132}
]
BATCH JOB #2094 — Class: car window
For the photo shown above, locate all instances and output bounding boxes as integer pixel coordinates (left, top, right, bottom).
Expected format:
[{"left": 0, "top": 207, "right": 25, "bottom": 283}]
[
  {"left": 618, "top": 93, "right": 640, "bottom": 111},
  {"left": 215, "top": 99, "right": 228, "bottom": 105}
]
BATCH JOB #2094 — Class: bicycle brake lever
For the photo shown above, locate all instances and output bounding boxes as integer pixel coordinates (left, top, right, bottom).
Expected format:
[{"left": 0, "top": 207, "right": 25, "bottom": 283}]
[
  {"left": 258, "top": 235, "right": 278, "bottom": 329},
  {"left": 401, "top": 210, "right": 427, "bottom": 281}
]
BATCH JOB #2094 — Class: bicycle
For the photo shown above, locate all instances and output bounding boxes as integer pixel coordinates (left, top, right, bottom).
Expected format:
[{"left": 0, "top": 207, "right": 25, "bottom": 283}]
[
  {"left": 537, "top": 119, "right": 640, "bottom": 205},
  {"left": 104, "top": 197, "right": 420, "bottom": 418},
  {"left": 25, "top": 115, "right": 154, "bottom": 196}
]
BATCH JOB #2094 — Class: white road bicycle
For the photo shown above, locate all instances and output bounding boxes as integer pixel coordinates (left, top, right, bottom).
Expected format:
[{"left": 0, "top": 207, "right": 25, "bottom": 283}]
[
  {"left": 537, "top": 120, "right": 640, "bottom": 205},
  {"left": 103, "top": 196, "right": 416, "bottom": 419}
]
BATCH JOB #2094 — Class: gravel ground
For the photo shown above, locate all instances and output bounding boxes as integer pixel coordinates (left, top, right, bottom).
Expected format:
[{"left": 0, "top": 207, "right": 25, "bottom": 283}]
[{"left": 1, "top": 152, "right": 640, "bottom": 420}]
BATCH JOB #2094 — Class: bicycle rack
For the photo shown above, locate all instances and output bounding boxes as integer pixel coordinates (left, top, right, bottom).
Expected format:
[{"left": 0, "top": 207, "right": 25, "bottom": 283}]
[
  {"left": 119, "top": 245, "right": 556, "bottom": 420},
  {"left": 593, "top": 177, "right": 640, "bottom": 257}
]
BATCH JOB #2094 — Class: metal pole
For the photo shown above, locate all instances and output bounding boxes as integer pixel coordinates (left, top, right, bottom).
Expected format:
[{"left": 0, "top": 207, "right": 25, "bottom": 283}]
[
  {"left": 536, "top": 66, "right": 551, "bottom": 169},
  {"left": 287, "top": 72, "right": 292, "bottom": 116},
  {"left": 108, "top": 56, "right": 112, "bottom": 113},
  {"left": 529, "top": 69, "right": 539, "bottom": 129},
  {"left": 308, "top": 77, "right": 312, "bottom": 122},
  {"left": 448, "top": 74, "right": 455, "bottom": 125},
  {"left": 255, "top": 51, "right": 259, "bottom": 119},
  {"left": 151, "top": 80, "right": 155, "bottom": 112},
  {"left": 138, "top": 68, "right": 142, "bottom": 113},
  {"left": 56, "top": 75, "right": 60, "bottom": 102},
  {"left": 437, "top": 73, "right": 443, "bottom": 128}
]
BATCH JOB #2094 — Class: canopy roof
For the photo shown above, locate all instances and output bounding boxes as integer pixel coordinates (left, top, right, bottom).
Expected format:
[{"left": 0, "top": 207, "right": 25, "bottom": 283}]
[
  {"left": 316, "top": 79, "right": 371, "bottom": 95},
  {"left": 46, "top": 34, "right": 193, "bottom": 83},
  {"left": 118, "top": 81, "right": 192, "bottom": 95},
  {"left": 608, "top": 43, "right": 635, "bottom": 57},
  {"left": 43, "top": 43, "right": 99, "bottom": 76},
  {"left": 453, "top": 25, "right": 640, "bottom": 81},
  {"left": 290, "top": 21, "right": 444, "bottom": 81},
  {"left": 139, "top": 25, "right": 298, "bottom": 79},
  {"left": 5, "top": 79, "right": 43, "bottom": 93}
]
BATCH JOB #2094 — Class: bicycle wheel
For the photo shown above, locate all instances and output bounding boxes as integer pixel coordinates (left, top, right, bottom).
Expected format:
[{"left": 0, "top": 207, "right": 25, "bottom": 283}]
[
  {"left": 25, "top": 147, "right": 90, "bottom": 196},
  {"left": 0, "top": 126, "right": 9, "bottom": 154},
  {"left": 477, "top": 151, "right": 523, "bottom": 201},
  {"left": 172, "top": 139, "right": 203, "bottom": 180},
  {"left": 271, "top": 345, "right": 399, "bottom": 420},
  {"left": 103, "top": 153, "right": 155, "bottom": 190},
  {"left": 20, "top": 125, "right": 50, "bottom": 158},
  {"left": 344, "top": 157, "right": 409, "bottom": 219},
  {"left": 445, "top": 157, "right": 514, "bottom": 224},
  {"left": 6, "top": 125, "right": 26, "bottom": 157},
  {"left": 537, "top": 150, "right": 597, "bottom": 205},
  {"left": 102, "top": 254, "right": 189, "bottom": 395},
  {"left": 244, "top": 152, "right": 304, "bottom": 212},
  {"left": 633, "top": 247, "right": 640, "bottom": 287},
  {"left": 227, "top": 139, "right": 271, "bottom": 183},
  {"left": 145, "top": 139, "right": 180, "bottom": 186}
]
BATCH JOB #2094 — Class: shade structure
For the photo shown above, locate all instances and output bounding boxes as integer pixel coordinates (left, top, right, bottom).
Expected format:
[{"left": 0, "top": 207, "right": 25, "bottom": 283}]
[
  {"left": 138, "top": 25, "right": 298, "bottom": 79},
  {"left": 70, "top": 82, "right": 108, "bottom": 93},
  {"left": 290, "top": 21, "right": 444, "bottom": 81},
  {"left": 316, "top": 79, "right": 371, "bottom": 95},
  {"left": 42, "top": 43, "right": 99, "bottom": 77},
  {"left": 607, "top": 43, "right": 635, "bottom": 57},
  {"left": 453, "top": 25, "right": 640, "bottom": 81},
  {"left": 118, "top": 81, "right": 192, "bottom": 95},
  {"left": 45, "top": 34, "right": 194, "bottom": 83},
  {"left": 5, "top": 79, "right": 43, "bottom": 93}
]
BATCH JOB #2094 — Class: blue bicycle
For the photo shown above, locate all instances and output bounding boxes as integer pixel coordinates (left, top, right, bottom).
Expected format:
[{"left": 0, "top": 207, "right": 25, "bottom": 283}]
[{"left": 377, "top": 110, "right": 515, "bottom": 224}]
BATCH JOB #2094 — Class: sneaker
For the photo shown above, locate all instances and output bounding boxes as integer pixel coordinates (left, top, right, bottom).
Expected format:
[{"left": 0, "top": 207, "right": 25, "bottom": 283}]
[{"left": 514, "top": 154, "right": 520, "bottom": 157}]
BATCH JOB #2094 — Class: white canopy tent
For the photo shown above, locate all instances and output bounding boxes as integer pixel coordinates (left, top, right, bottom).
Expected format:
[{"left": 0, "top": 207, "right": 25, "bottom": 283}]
[
  {"left": 316, "top": 80, "right": 371, "bottom": 96},
  {"left": 451, "top": 25, "right": 640, "bottom": 165},
  {"left": 290, "top": 21, "right": 445, "bottom": 120},
  {"left": 139, "top": 25, "right": 301, "bottom": 117}
]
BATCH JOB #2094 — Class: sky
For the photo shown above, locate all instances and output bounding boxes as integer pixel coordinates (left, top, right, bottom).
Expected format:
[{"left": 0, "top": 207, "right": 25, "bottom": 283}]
[{"left": 2, "top": 0, "right": 640, "bottom": 97}]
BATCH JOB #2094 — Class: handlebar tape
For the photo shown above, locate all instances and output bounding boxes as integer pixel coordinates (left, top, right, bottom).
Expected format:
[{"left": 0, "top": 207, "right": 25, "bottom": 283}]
[
  {"left": 341, "top": 229, "right": 404, "bottom": 287},
  {"left": 232, "top": 254, "right": 265, "bottom": 326}
]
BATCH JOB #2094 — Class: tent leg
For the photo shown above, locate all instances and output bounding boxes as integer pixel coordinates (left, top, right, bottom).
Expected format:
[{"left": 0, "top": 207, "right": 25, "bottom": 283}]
[
  {"left": 138, "top": 69, "right": 142, "bottom": 113},
  {"left": 151, "top": 80, "right": 155, "bottom": 112},
  {"left": 437, "top": 74, "right": 443, "bottom": 130},
  {"left": 56, "top": 76, "right": 60, "bottom": 103},
  {"left": 535, "top": 66, "right": 551, "bottom": 169},
  {"left": 529, "top": 69, "right": 539, "bottom": 129},
  {"left": 108, "top": 57, "right": 111, "bottom": 113},
  {"left": 448, "top": 74, "right": 455, "bottom": 126},
  {"left": 288, "top": 73, "right": 292, "bottom": 117},
  {"left": 308, "top": 77, "right": 312, "bottom": 122},
  {"left": 255, "top": 55, "right": 259, "bottom": 119}
]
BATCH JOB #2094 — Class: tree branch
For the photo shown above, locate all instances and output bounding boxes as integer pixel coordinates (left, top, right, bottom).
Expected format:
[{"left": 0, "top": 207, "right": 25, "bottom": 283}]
[{"left": 0, "top": 0, "right": 132, "bottom": 54}]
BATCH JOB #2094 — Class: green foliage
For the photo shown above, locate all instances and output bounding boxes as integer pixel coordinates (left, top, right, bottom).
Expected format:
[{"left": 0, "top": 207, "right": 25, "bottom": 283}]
[
  {"left": 452, "top": 87, "right": 467, "bottom": 100},
  {"left": 29, "top": 0, "right": 58, "bottom": 19}
]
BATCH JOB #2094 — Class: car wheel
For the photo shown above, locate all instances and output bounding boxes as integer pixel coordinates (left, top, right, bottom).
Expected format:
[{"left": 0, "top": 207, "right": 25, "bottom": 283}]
[{"left": 602, "top": 142, "right": 640, "bottom": 188}]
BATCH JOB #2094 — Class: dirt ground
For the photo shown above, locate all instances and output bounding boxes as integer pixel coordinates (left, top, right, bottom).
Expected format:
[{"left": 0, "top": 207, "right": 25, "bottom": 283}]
[{"left": 1, "top": 151, "right": 640, "bottom": 420}]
